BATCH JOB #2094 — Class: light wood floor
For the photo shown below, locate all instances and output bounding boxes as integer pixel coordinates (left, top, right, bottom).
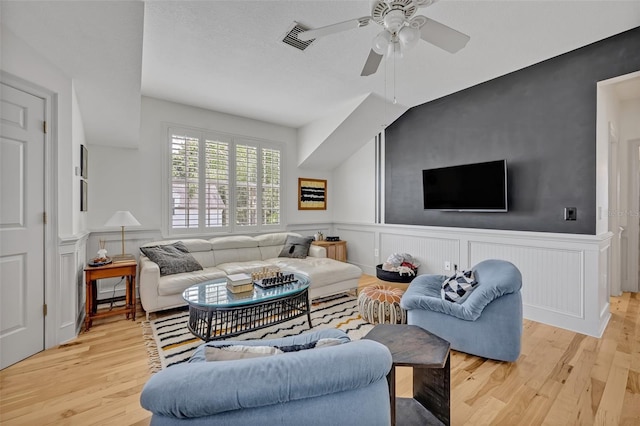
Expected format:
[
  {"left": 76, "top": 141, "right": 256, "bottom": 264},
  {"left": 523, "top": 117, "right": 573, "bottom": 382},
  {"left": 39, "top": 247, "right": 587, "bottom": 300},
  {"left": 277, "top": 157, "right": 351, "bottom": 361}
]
[{"left": 1, "top": 275, "right": 638, "bottom": 425}]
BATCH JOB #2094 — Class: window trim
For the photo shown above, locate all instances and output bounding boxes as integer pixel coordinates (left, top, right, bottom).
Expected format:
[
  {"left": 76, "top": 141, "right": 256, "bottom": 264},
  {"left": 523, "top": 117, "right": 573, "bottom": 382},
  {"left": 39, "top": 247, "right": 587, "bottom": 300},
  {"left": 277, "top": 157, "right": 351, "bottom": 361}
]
[{"left": 162, "top": 123, "right": 285, "bottom": 237}]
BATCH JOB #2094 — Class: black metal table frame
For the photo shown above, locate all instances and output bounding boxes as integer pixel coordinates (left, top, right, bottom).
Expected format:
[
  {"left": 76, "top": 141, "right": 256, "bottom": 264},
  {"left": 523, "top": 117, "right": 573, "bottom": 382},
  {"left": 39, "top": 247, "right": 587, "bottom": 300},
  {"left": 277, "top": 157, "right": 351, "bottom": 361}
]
[{"left": 186, "top": 287, "right": 312, "bottom": 341}]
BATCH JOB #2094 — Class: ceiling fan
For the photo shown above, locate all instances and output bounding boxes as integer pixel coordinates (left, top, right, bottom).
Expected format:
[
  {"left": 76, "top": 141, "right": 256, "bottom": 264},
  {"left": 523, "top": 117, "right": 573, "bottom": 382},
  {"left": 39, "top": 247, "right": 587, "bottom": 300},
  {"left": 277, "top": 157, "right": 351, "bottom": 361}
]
[{"left": 297, "top": 0, "right": 470, "bottom": 76}]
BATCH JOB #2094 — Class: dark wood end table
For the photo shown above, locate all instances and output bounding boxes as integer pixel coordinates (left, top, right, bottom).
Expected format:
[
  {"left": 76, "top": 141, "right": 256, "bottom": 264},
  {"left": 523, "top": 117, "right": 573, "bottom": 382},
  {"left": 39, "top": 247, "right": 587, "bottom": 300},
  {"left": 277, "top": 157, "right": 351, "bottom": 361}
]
[
  {"left": 364, "top": 324, "right": 451, "bottom": 426},
  {"left": 84, "top": 259, "right": 137, "bottom": 331}
]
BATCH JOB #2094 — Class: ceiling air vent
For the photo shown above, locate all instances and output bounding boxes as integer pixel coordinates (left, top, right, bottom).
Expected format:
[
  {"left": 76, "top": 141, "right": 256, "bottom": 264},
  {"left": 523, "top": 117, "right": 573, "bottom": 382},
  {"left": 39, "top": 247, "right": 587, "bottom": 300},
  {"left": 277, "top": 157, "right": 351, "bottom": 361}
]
[{"left": 282, "top": 22, "right": 314, "bottom": 51}]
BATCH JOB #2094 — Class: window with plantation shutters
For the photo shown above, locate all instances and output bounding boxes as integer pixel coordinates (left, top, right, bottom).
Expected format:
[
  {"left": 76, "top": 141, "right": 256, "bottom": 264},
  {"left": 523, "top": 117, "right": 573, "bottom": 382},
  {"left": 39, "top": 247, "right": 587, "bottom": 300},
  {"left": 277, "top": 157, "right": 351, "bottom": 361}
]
[
  {"left": 171, "top": 133, "right": 199, "bottom": 229},
  {"left": 167, "top": 126, "right": 281, "bottom": 234},
  {"left": 205, "top": 138, "right": 229, "bottom": 227},
  {"left": 235, "top": 144, "right": 258, "bottom": 226},
  {"left": 262, "top": 148, "right": 280, "bottom": 225}
]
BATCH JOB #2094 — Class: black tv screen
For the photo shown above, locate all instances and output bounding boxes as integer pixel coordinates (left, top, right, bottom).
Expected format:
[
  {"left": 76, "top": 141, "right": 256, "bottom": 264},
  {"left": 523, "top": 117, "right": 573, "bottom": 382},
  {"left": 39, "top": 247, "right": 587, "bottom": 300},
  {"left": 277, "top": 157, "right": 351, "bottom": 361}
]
[{"left": 422, "top": 160, "right": 507, "bottom": 211}]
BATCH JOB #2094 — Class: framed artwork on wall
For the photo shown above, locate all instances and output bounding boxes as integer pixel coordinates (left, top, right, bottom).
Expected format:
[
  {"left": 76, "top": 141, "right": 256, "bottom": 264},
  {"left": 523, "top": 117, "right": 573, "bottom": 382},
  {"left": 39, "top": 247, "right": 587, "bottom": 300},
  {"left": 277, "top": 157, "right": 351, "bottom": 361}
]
[
  {"left": 81, "top": 144, "right": 88, "bottom": 179},
  {"left": 298, "top": 178, "right": 327, "bottom": 210},
  {"left": 81, "top": 180, "right": 88, "bottom": 211}
]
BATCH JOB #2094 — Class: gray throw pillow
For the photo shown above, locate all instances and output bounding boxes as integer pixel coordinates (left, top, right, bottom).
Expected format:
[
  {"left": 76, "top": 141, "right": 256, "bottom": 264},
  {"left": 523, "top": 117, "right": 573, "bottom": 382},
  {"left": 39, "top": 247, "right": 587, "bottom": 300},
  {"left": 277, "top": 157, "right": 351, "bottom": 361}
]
[
  {"left": 140, "top": 241, "right": 203, "bottom": 276},
  {"left": 278, "top": 235, "right": 314, "bottom": 259}
]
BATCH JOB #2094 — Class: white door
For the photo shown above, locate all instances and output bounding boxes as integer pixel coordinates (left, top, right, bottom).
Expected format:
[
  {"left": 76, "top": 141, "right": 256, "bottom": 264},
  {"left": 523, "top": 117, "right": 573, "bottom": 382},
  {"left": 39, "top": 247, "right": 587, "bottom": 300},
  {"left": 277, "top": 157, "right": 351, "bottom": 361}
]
[{"left": 0, "top": 82, "right": 46, "bottom": 369}]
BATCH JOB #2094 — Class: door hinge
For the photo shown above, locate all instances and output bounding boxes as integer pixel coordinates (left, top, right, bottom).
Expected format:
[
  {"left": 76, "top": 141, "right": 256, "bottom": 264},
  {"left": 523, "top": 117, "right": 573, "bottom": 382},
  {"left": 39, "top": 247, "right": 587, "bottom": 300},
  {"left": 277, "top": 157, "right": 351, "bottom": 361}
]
[
  {"left": 43, "top": 304, "right": 48, "bottom": 316},
  {"left": 43, "top": 121, "right": 47, "bottom": 134},
  {"left": 43, "top": 212, "right": 47, "bottom": 224}
]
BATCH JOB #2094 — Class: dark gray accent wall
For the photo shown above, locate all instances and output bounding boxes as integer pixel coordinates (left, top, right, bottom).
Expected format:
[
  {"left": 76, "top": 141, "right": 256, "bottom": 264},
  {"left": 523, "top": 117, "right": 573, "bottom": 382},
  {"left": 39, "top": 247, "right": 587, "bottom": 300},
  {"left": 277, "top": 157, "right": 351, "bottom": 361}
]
[{"left": 385, "top": 27, "right": 640, "bottom": 234}]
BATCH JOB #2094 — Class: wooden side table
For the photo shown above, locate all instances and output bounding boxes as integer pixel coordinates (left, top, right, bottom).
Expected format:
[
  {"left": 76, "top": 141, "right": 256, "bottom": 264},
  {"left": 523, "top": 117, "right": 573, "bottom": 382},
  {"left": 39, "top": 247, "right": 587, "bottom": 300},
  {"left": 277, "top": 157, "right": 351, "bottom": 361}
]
[
  {"left": 311, "top": 240, "right": 347, "bottom": 262},
  {"left": 364, "top": 324, "right": 451, "bottom": 426},
  {"left": 84, "top": 259, "right": 137, "bottom": 331}
]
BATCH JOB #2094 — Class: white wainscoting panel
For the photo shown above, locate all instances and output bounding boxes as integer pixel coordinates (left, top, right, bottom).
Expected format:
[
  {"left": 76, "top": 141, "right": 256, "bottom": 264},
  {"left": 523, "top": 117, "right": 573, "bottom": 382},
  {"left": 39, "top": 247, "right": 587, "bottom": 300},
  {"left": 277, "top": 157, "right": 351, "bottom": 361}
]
[
  {"left": 58, "top": 252, "right": 76, "bottom": 329},
  {"left": 469, "top": 241, "right": 584, "bottom": 318},
  {"left": 333, "top": 222, "right": 612, "bottom": 337},
  {"left": 58, "top": 234, "right": 87, "bottom": 343},
  {"left": 380, "top": 232, "right": 459, "bottom": 276},
  {"left": 599, "top": 244, "right": 611, "bottom": 320},
  {"left": 334, "top": 226, "right": 376, "bottom": 274}
]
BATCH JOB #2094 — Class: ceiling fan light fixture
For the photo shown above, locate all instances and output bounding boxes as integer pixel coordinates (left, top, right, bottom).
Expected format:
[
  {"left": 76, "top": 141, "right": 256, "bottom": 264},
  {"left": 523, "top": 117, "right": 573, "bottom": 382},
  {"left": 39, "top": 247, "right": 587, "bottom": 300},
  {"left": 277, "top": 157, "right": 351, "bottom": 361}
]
[
  {"left": 398, "top": 25, "right": 420, "bottom": 50},
  {"left": 383, "top": 9, "right": 406, "bottom": 33},
  {"left": 388, "top": 40, "right": 402, "bottom": 59},
  {"left": 372, "top": 30, "right": 391, "bottom": 55}
]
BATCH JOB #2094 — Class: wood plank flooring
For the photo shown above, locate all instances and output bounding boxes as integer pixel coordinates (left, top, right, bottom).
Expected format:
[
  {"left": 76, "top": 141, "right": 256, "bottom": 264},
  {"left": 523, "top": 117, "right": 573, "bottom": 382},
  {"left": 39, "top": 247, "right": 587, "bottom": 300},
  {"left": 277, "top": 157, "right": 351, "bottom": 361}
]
[{"left": 1, "top": 275, "right": 638, "bottom": 425}]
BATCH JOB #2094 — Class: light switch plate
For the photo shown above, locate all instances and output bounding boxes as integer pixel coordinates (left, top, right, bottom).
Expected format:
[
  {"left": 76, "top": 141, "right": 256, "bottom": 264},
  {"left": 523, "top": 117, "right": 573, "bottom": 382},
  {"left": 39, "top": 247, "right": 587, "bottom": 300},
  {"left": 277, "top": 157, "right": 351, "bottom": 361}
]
[{"left": 564, "top": 207, "right": 577, "bottom": 221}]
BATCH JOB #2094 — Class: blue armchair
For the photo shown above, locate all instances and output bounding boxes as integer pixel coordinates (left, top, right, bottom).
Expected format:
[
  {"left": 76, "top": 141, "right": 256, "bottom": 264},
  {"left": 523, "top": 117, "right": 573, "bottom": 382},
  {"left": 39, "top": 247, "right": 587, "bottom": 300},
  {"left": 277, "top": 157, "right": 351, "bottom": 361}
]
[
  {"left": 400, "top": 259, "right": 522, "bottom": 362},
  {"left": 140, "top": 329, "right": 393, "bottom": 425}
]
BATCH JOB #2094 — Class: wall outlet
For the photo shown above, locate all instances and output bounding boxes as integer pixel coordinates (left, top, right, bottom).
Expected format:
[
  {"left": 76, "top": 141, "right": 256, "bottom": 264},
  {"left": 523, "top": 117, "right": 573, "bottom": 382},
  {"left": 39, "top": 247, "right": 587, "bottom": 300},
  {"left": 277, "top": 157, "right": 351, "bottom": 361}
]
[
  {"left": 374, "top": 248, "right": 379, "bottom": 257},
  {"left": 444, "top": 261, "right": 451, "bottom": 271}
]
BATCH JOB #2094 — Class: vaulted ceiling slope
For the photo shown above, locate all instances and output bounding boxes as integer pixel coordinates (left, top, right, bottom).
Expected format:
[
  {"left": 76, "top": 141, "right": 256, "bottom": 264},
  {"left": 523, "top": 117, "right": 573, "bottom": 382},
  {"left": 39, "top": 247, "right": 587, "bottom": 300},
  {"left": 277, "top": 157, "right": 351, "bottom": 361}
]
[
  {"left": 2, "top": 1, "right": 640, "bottom": 160},
  {"left": 2, "top": 1, "right": 144, "bottom": 148}
]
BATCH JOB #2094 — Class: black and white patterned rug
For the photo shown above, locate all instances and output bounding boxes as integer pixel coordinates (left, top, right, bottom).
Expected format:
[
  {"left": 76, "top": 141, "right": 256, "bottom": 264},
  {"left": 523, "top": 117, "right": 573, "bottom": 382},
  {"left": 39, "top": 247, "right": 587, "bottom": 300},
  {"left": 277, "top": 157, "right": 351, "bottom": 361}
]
[{"left": 142, "top": 294, "right": 373, "bottom": 371}]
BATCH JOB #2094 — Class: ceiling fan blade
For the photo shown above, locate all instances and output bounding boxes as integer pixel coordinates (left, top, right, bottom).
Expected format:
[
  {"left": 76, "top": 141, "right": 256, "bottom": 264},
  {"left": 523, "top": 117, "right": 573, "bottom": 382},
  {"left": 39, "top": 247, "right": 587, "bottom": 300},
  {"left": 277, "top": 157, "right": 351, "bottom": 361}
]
[
  {"left": 297, "top": 17, "right": 371, "bottom": 41},
  {"left": 419, "top": 17, "right": 470, "bottom": 53},
  {"left": 361, "top": 49, "right": 384, "bottom": 76}
]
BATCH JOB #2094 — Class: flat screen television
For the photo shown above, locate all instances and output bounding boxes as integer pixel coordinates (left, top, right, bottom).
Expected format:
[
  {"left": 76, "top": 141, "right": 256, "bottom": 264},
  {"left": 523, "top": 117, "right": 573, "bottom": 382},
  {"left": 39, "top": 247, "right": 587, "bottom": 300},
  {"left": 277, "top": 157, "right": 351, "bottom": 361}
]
[{"left": 422, "top": 160, "right": 508, "bottom": 212}]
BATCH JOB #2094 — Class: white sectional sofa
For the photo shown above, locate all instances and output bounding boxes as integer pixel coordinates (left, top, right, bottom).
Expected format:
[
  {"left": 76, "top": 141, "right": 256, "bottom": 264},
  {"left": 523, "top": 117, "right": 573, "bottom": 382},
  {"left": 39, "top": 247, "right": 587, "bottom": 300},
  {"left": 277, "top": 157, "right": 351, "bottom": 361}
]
[{"left": 139, "top": 232, "right": 362, "bottom": 317}]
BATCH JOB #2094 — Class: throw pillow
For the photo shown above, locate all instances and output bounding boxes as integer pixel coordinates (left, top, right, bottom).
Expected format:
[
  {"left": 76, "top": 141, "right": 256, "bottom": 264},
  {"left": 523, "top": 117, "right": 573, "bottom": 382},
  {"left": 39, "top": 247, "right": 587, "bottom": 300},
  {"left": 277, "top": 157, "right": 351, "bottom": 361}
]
[
  {"left": 140, "top": 241, "right": 203, "bottom": 276},
  {"left": 441, "top": 270, "right": 478, "bottom": 303},
  {"left": 204, "top": 345, "right": 283, "bottom": 362},
  {"left": 278, "top": 235, "right": 314, "bottom": 259},
  {"left": 276, "top": 338, "right": 344, "bottom": 353}
]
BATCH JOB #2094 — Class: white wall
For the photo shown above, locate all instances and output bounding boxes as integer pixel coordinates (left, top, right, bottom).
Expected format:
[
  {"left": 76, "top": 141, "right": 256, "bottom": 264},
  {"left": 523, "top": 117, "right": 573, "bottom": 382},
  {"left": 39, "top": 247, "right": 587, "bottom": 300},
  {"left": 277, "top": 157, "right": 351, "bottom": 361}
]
[
  {"left": 1, "top": 26, "right": 77, "bottom": 236},
  {"left": 333, "top": 137, "right": 376, "bottom": 224},
  {"left": 596, "top": 85, "right": 617, "bottom": 235},
  {"left": 72, "top": 84, "right": 88, "bottom": 233},
  {"left": 88, "top": 96, "right": 333, "bottom": 233}
]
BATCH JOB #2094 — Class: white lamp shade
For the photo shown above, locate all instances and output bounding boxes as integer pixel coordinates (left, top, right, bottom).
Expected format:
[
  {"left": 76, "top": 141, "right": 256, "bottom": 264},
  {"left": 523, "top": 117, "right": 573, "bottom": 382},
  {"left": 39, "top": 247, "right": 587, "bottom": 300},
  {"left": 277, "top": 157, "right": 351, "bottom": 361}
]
[
  {"left": 398, "top": 26, "right": 420, "bottom": 50},
  {"left": 104, "top": 211, "right": 141, "bottom": 227},
  {"left": 372, "top": 30, "right": 391, "bottom": 55}
]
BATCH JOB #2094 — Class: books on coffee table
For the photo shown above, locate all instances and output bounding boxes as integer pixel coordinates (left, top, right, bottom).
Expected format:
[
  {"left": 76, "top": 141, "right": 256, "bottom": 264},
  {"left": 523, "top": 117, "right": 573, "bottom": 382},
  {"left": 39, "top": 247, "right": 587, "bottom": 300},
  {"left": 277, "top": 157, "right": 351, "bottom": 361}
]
[{"left": 226, "top": 273, "right": 253, "bottom": 293}]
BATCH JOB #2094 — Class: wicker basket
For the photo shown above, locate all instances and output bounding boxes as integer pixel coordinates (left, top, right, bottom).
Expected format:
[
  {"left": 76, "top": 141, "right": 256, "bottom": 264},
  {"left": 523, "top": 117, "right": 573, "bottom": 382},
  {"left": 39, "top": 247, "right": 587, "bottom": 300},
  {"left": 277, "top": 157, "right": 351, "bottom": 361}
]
[{"left": 375, "top": 264, "right": 418, "bottom": 283}]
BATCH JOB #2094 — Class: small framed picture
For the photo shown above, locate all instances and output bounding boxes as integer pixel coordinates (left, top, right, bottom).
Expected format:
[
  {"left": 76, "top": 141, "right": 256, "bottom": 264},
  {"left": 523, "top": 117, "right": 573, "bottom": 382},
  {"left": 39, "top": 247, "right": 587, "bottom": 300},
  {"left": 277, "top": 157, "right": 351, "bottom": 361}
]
[
  {"left": 298, "top": 178, "right": 327, "bottom": 210},
  {"left": 81, "top": 145, "right": 88, "bottom": 179},
  {"left": 81, "top": 180, "right": 88, "bottom": 211}
]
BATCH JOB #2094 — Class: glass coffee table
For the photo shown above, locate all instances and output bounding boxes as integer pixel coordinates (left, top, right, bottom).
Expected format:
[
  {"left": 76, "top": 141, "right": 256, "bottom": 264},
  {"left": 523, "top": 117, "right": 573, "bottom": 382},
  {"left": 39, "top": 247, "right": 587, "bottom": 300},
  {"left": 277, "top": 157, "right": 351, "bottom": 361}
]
[{"left": 182, "top": 273, "right": 311, "bottom": 341}]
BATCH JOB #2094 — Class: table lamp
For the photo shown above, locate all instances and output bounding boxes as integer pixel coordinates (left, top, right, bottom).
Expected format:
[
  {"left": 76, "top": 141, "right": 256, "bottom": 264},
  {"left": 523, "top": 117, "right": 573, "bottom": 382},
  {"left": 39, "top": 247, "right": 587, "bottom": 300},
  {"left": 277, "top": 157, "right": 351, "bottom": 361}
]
[{"left": 104, "top": 210, "right": 141, "bottom": 262}]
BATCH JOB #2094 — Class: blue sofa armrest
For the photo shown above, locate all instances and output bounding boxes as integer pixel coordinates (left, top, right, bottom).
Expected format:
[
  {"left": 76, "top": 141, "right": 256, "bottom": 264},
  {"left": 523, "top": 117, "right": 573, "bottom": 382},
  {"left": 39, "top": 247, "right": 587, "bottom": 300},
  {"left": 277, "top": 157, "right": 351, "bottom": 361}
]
[{"left": 140, "top": 339, "right": 392, "bottom": 420}]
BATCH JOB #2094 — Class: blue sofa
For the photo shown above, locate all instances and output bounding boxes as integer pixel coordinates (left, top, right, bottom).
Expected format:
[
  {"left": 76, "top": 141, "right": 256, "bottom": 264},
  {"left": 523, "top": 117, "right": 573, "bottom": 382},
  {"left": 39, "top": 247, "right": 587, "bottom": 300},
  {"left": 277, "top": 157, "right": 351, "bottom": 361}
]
[
  {"left": 400, "top": 259, "right": 523, "bottom": 362},
  {"left": 140, "top": 329, "right": 393, "bottom": 425}
]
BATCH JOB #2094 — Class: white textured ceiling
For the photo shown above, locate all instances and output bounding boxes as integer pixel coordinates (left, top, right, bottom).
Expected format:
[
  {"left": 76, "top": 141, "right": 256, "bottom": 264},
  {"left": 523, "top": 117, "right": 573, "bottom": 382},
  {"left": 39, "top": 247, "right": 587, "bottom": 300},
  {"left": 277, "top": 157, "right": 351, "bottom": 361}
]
[
  {"left": 2, "top": 1, "right": 640, "bottom": 150},
  {"left": 142, "top": 0, "right": 640, "bottom": 128}
]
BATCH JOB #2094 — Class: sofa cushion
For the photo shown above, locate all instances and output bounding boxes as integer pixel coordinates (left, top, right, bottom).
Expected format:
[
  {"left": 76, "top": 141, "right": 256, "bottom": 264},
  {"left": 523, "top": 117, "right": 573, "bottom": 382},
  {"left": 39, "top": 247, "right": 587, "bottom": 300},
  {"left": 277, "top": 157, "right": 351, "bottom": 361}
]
[
  {"left": 255, "top": 232, "right": 299, "bottom": 247},
  {"left": 140, "top": 242, "right": 203, "bottom": 276},
  {"left": 210, "top": 235, "right": 258, "bottom": 250},
  {"left": 157, "top": 267, "right": 226, "bottom": 296},
  {"left": 214, "top": 247, "right": 263, "bottom": 265},
  {"left": 441, "top": 270, "right": 478, "bottom": 303},
  {"left": 278, "top": 235, "right": 314, "bottom": 259},
  {"left": 216, "top": 260, "right": 272, "bottom": 275},
  {"left": 268, "top": 257, "right": 361, "bottom": 288}
]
